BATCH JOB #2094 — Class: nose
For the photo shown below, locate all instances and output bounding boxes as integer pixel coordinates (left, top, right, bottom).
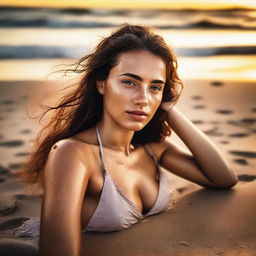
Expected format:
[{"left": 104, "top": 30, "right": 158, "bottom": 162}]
[{"left": 133, "top": 86, "right": 149, "bottom": 107}]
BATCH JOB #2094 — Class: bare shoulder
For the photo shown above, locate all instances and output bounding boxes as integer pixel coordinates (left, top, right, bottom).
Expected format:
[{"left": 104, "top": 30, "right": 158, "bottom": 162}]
[
  {"left": 44, "top": 138, "right": 95, "bottom": 182},
  {"left": 51, "top": 137, "right": 93, "bottom": 163},
  {"left": 146, "top": 138, "right": 187, "bottom": 161}
]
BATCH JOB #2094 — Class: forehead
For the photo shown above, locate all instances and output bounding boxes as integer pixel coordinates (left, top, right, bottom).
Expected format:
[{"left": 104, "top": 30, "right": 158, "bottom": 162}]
[{"left": 109, "top": 50, "right": 166, "bottom": 81}]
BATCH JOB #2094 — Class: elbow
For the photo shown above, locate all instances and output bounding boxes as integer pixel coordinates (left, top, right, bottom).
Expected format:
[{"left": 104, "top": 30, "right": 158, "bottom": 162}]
[
  {"left": 221, "top": 179, "right": 238, "bottom": 189},
  {"left": 224, "top": 171, "right": 239, "bottom": 188},
  {"left": 213, "top": 174, "right": 238, "bottom": 189},
  {"left": 229, "top": 175, "right": 239, "bottom": 188}
]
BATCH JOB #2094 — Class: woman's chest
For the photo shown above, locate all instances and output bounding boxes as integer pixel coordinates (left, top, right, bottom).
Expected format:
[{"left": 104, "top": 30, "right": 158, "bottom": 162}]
[{"left": 81, "top": 151, "right": 160, "bottom": 225}]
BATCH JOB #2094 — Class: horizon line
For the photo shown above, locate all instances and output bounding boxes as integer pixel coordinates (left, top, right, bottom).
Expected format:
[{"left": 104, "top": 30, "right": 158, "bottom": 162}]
[{"left": 0, "top": 4, "right": 255, "bottom": 11}]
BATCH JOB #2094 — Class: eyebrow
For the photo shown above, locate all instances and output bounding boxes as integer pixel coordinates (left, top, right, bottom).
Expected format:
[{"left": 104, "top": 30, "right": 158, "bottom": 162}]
[{"left": 119, "top": 73, "right": 165, "bottom": 85}]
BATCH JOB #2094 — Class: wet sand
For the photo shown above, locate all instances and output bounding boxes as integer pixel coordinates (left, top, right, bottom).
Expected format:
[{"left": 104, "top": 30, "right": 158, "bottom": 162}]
[{"left": 0, "top": 79, "right": 255, "bottom": 255}]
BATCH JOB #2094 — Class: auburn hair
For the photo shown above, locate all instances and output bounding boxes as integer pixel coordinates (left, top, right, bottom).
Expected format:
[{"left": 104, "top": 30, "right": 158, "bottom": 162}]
[{"left": 18, "top": 23, "right": 183, "bottom": 187}]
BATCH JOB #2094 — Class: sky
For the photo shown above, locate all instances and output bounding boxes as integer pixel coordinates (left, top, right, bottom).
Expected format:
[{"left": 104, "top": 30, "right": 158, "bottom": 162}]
[{"left": 0, "top": 0, "right": 256, "bottom": 10}]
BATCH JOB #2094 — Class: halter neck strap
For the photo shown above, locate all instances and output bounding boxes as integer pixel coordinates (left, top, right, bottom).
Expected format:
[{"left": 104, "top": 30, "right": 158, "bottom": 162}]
[
  {"left": 144, "top": 144, "right": 158, "bottom": 166},
  {"left": 96, "top": 126, "right": 107, "bottom": 172}
]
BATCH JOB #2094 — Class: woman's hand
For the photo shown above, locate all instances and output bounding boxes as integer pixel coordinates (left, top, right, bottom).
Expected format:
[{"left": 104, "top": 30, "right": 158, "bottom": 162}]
[{"left": 160, "top": 101, "right": 175, "bottom": 112}]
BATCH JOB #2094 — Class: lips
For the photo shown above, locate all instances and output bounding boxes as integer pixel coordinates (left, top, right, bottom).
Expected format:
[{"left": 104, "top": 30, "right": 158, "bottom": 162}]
[
  {"left": 127, "top": 110, "right": 148, "bottom": 116},
  {"left": 126, "top": 110, "right": 149, "bottom": 121}
]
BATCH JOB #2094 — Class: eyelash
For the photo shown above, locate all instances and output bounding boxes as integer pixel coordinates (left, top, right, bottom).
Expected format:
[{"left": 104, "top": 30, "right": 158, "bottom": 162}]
[
  {"left": 121, "top": 80, "right": 163, "bottom": 92},
  {"left": 122, "top": 80, "right": 136, "bottom": 86},
  {"left": 150, "top": 85, "right": 162, "bottom": 91}
]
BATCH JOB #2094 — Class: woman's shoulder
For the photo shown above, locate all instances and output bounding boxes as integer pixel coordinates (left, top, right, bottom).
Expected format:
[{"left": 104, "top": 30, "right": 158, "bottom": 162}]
[
  {"left": 145, "top": 138, "right": 176, "bottom": 161},
  {"left": 42, "top": 137, "right": 94, "bottom": 203},
  {"left": 53, "top": 127, "right": 97, "bottom": 153},
  {"left": 47, "top": 130, "right": 98, "bottom": 171},
  {"left": 51, "top": 137, "right": 92, "bottom": 156}
]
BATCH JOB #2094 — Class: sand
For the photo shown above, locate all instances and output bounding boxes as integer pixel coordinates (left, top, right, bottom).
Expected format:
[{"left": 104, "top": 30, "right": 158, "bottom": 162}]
[{"left": 0, "top": 79, "right": 255, "bottom": 255}]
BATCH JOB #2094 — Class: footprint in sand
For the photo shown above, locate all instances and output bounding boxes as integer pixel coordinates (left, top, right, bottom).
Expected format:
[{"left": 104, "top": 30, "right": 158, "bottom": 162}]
[
  {"left": 227, "top": 120, "right": 240, "bottom": 126},
  {"left": 0, "top": 100, "right": 14, "bottom": 105},
  {"left": 203, "top": 127, "right": 223, "bottom": 137},
  {"left": 15, "top": 152, "right": 30, "bottom": 157},
  {"left": 227, "top": 119, "right": 256, "bottom": 128},
  {"left": 193, "top": 105, "right": 206, "bottom": 109},
  {"left": 191, "top": 95, "right": 203, "bottom": 100},
  {"left": 0, "top": 166, "right": 15, "bottom": 178},
  {"left": 211, "top": 81, "right": 223, "bottom": 87},
  {"left": 20, "top": 129, "right": 32, "bottom": 134},
  {"left": 192, "top": 120, "right": 204, "bottom": 124},
  {"left": 229, "top": 133, "right": 250, "bottom": 138},
  {"left": 210, "top": 121, "right": 221, "bottom": 124},
  {"left": 250, "top": 128, "right": 256, "bottom": 134},
  {"left": 0, "top": 197, "right": 18, "bottom": 216},
  {"left": 220, "top": 140, "right": 229, "bottom": 144},
  {"left": 238, "top": 174, "right": 256, "bottom": 182},
  {"left": 0, "top": 217, "right": 30, "bottom": 231},
  {"left": 0, "top": 140, "right": 24, "bottom": 147},
  {"left": 176, "top": 187, "right": 188, "bottom": 193},
  {"left": 229, "top": 150, "right": 256, "bottom": 158},
  {"left": 0, "top": 239, "right": 38, "bottom": 254},
  {"left": 241, "top": 118, "right": 256, "bottom": 124},
  {"left": 8, "top": 163, "right": 22, "bottom": 170},
  {"left": 0, "top": 165, "right": 10, "bottom": 175},
  {"left": 206, "top": 132, "right": 224, "bottom": 137},
  {"left": 14, "top": 194, "right": 38, "bottom": 200},
  {"left": 233, "top": 159, "right": 248, "bottom": 165},
  {"left": 216, "top": 110, "right": 233, "bottom": 115}
]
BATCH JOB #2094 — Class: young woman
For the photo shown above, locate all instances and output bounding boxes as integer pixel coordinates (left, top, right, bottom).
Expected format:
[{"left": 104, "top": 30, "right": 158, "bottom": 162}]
[{"left": 18, "top": 24, "right": 238, "bottom": 256}]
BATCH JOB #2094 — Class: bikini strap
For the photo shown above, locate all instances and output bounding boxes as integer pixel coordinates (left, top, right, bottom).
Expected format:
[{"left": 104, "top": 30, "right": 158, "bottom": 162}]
[
  {"left": 95, "top": 126, "right": 107, "bottom": 174},
  {"left": 144, "top": 144, "right": 158, "bottom": 166}
]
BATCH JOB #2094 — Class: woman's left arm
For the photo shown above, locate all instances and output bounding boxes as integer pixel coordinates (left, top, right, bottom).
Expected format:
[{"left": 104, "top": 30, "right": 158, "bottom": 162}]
[{"left": 158, "top": 106, "right": 238, "bottom": 188}]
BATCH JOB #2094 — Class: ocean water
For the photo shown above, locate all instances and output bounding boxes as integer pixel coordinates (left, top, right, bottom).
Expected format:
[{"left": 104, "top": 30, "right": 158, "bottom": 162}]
[{"left": 0, "top": 6, "right": 256, "bottom": 81}]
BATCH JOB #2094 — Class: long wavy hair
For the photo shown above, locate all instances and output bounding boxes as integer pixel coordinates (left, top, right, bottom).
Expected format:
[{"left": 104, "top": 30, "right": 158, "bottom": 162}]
[{"left": 18, "top": 23, "right": 183, "bottom": 188}]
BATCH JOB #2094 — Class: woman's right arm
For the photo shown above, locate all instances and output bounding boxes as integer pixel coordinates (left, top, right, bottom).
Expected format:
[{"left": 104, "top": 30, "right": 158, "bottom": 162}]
[{"left": 39, "top": 139, "right": 92, "bottom": 256}]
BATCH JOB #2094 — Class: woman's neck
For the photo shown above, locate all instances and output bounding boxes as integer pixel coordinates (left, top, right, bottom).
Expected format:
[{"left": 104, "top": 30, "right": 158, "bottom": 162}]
[{"left": 97, "top": 120, "right": 135, "bottom": 156}]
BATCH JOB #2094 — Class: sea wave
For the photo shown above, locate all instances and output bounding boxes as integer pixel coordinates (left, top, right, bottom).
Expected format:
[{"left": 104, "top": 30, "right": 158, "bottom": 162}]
[
  {"left": 175, "top": 46, "right": 256, "bottom": 57},
  {"left": 1, "top": 17, "right": 255, "bottom": 30},
  {"left": 0, "top": 6, "right": 255, "bottom": 30},
  {"left": 1, "top": 45, "right": 256, "bottom": 59},
  {"left": 0, "top": 45, "right": 87, "bottom": 59},
  {"left": 157, "top": 20, "right": 256, "bottom": 30},
  {"left": 0, "top": 18, "right": 116, "bottom": 28}
]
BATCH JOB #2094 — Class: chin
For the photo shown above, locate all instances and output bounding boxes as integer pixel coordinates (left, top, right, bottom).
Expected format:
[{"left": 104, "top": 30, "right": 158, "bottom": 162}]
[{"left": 122, "top": 121, "right": 147, "bottom": 132}]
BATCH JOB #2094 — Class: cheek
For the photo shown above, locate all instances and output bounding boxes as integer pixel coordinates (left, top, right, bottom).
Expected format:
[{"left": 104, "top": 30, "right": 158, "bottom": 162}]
[
  {"left": 103, "top": 82, "right": 130, "bottom": 114},
  {"left": 105, "top": 86, "right": 128, "bottom": 106},
  {"left": 150, "top": 94, "right": 163, "bottom": 111}
]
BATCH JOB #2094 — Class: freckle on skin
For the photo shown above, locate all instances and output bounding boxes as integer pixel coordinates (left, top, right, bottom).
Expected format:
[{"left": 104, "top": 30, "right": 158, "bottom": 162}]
[{"left": 52, "top": 144, "right": 57, "bottom": 150}]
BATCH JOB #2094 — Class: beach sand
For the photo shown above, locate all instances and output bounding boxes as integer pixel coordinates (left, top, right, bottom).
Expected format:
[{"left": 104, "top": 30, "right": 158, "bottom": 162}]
[{"left": 0, "top": 79, "right": 255, "bottom": 255}]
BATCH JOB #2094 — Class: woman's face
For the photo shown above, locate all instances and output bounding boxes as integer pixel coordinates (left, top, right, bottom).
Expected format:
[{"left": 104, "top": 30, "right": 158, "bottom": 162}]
[{"left": 98, "top": 50, "right": 166, "bottom": 131}]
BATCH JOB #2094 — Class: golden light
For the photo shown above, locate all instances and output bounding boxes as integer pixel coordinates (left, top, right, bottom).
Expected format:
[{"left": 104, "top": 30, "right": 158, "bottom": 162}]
[{"left": 0, "top": 0, "right": 255, "bottom": 10}]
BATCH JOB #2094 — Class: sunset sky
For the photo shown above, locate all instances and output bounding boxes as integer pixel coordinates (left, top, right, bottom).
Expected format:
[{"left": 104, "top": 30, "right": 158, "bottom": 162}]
[{"left": 0, "top": 0, "right": 256, "bottom": 10}]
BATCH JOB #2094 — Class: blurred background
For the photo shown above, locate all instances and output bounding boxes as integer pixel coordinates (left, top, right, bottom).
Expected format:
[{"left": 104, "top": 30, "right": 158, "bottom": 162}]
[
  {"left": 0, "top": 0, "right": 256, "bottom": 81},
  {"left": 0, "top": 2, "right": 255, "bottom": 253},
  {"left": 0, "top": 1, "right": 255, "bottom": 179}
]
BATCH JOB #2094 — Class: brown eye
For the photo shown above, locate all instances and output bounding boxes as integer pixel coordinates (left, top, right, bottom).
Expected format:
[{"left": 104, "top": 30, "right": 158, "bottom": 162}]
[
  {"left": 122, "top": 80, "right": 136, "bottom": 86},
  {"left": 150, "top": 85, "right": 162, "bottom": 91}
]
